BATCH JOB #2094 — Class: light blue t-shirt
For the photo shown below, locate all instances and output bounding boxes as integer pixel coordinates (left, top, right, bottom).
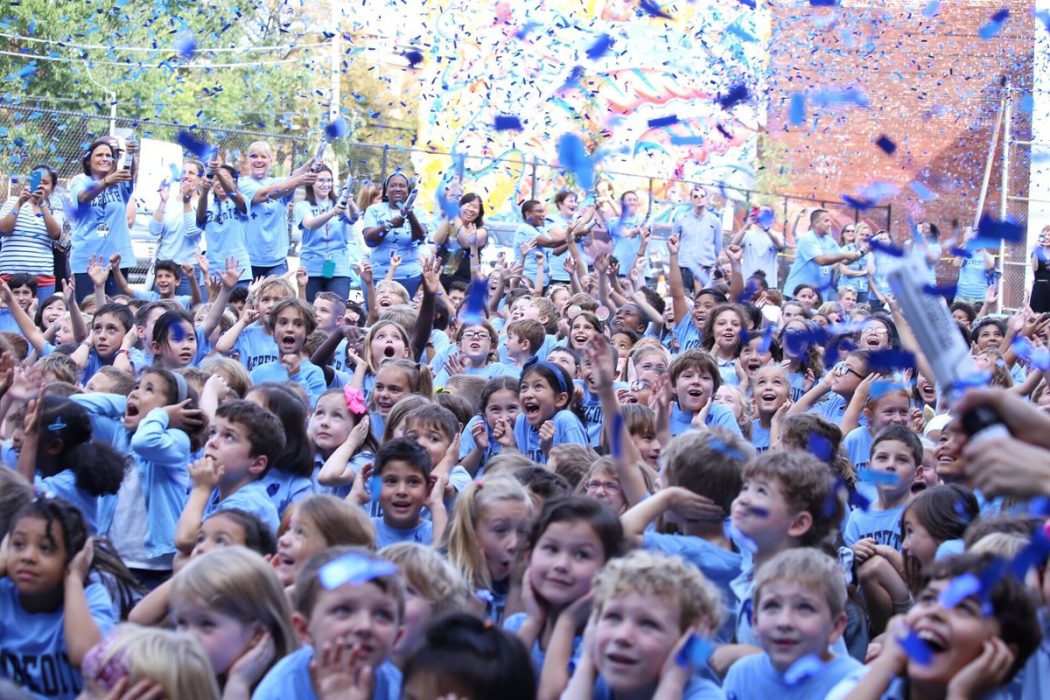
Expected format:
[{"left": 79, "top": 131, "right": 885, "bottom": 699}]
[
  {"left": 724, "top": 653, "right": 863, "bottom": 700},
  {"left": 205, "top": 480, "right": 280, "bottom": 534},
  {"left": 750, "top": 420, "right": 771, "bottom": 454},
  {"left": 956, "top": 254, "right": 989, "bottom": 302},
  {"left": 592, "top": 674, "right": 724, "bottom": 700},
  {"left": 37, "top": 470, "right": 118, "bottom": 536},
  {"left": 843, "top": 427, "right": 877, "bottom": 502},
  {"left": 239, "top": 176, "right": 293, "bottom": 268},
  {"left": 232, "top": 323, "right": 279, "bottom": 372},
  {"left": 201, "top": 196, "right": 253, "bottom": 282},
  {"left": 252, "top": 646, "right": 401, "bottom": 700},
  {"left": 251, "top": 358, "right": 326, "bottom": 408},
  {"left": 294, "top": 200, "right": 354, "bottom": 278},
  {"left": 259, "top": 469, "right": 315, "bottom": 520},
  {"left": 67, "top": 175, "right": 135, "bottom": 274},
  {"left": 0, "top": 577, "right": 117, "bottom": 699},
  {"left": 361, "top": 202, "right": 426, "bottom": 281},
  {"left": 513, "top": 410, "right": 588, "bottom": 465},
  {"left": 503, "top": 612, "right": 582, "bottom": 676},
  {"left": 512, "top": 222, "right": 550, "bottom": 288},
  {"left": 784, "top": 230, "right": 842, "bottom": 296},
  {"left": 674, "top": 316, "right": 703, "bottom": 352},
  {"left": 843, "top": 503, "right": 906, "bottom": 549},
  {"left": 371, "top": 517, "right": 433, "bottom": 549},
  {"left": 669, "top": 402, "right": 743, "bottom": 438}
]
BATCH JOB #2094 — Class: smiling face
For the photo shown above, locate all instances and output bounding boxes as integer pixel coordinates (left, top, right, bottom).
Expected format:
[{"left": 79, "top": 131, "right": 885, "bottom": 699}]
[
  {"left": 6, "top": 515, "right": 68, "bottom": 597},
  {"left": 570, "top": 316, "right": 599, "bottom": 350},
  {"left": 123, "top": 372, "right": 173, "bottom": 431},
  {"left": 385, "top": 175, "right": 409, "bottom": 204},
  {"left": 459, "top": 196, "right": 480, "bottom": 223},
  {"left": 154, "top": 320, "right": 198, "bottom": 369},
  {"left": 752, "top": 367, "right": 789, "bottom": 417},
  {"left": 8, "top": 284, "right": 33, "bottom": 312},
  {"left": 794, "top": 287, "right": 818, "bottom": 311},
  {"left": 476, "top": 500, "right": 530, "bottom": 584},
  {"left": 314, "top": 169, "right": 334, "bottom": 199},
  {"left": 299, "top": 581, "right": 402, "bottom": 670},
  {"left": 89, "top": 144, "right": 115, "bottom": 177},
  {"left": 902, "top": 510, "right": 939, "bottom": 578},
  {"left": 674, "top": 366, "right": 715, "bottom": 414},
  {"left": 372, "top": 366, "right": 410, "bottom": 417},
  {"left": 41, "top": 299, "right": 66, "bottom": 326},
  {"left": 519, "top": 371, "right": 566, "bottom": 427},
  {"left": 691, "top": 293, "right": 718, "bottom": 329},
  {"left": 483, "top": 389, "right": 520, "bottom": 430},
  {"left": 904, "top": 578, "right": 1003, "bottom": 685},
  {"left": 274, "top": 306, "right": 308, "bottom": 356},
  {"left": 378, "top": 460, "right": 428, "bottom": 529},
  {"left": 275, "top": 509, "right": 328, "bottom": 586},
  {"left": 530, "top": 519, "right": 605, "bottom": 609},
  {"left": 594, "top": 590, "right": 681, "bottom": 694},
  {"left": 401, "top": 421, "right": 452, "bottom": 472},
  {"left": 172, "top": 601, "right": 259, "bottom": 676},
  {"left": 934, "top": 424, "right": 964, "bottom": 481},
  {"left": 866, "top": 392, "right": 911, "bottom": 431},
  {"left": 246, "top": 146, "right": 272, "bottom": 179},
  {"left": 557, "top": 193, "right": 578, "bottom": 218},
  {"left": 154, "top": 269, "right": 178, "bottom": 297},
  {"left": 583, "top": 471, "right": 626, "bottom": 513},
  {"left": 712, "top": 309, "right": 743, "bottom": 354},
  {"left": 860, "top": 320, "right": 892, "bottom": 350},
  {"left": 754, "top": 578, "right": 845, "bottom": 673},
  {"left": 731, "top": 475, "right": 806, "bottom": 552},
  {"left": 974, "top": 323, "right": 1004, "bottom": 352},
  {"left": 870, "top": 438, "right": 917, "bottom": 503}
]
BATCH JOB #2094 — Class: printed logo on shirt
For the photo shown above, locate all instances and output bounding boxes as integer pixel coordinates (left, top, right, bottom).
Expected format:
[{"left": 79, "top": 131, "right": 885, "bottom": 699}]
[
  {"left": 0, "top": 650, "right": 81, "bottom": 697},
  {"left": 246, "top": 354, "right": 278, "bottom": 371},
  {"left": 582, "top": 403, "right": 602, "bottom": 426},
  {"left": 860, "top": 529, "right": 902, "bottom": 550}
]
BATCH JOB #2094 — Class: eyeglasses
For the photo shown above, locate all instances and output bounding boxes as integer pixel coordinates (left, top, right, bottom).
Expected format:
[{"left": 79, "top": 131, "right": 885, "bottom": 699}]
[
  {"left": 863, "top": 326, "right": 889, "bottom": 336},
  {"left": 834, "top": 362, "right": 865, "bottom": 379},
  {"left": 461, "top": 330, "right": 488, "bottom": 341},
  {"left": 585, "top": 480, "right": 622, "bottom": 493}
]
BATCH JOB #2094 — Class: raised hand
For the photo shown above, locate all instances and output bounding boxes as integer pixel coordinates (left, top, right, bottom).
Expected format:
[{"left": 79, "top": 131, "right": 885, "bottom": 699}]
[
  {"left": 357, "top": 262, "right": 374, "bottom": 285},
  {"left": 189, "top": 456, "right": 223, "bottom": 490},
  {"left": 539, "top": 420, "right": 556, "bottom": 455},
  {"left": 421, "top": 256, "right": 442, "bottom": 294},
  {"left": 666, "top": 233, "right": 680, "bottom": 255},
  {"left": 87, "top": 255, "right": 109, "bottom": 288},
  {"left": 164, "top": 399, "right": 205, "bottom": 431}
]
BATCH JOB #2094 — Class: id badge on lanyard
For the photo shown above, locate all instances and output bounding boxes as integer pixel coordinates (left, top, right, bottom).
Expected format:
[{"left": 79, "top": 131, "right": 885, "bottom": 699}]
[{"left": 322, "top": 257, "right": 336, "bottom": 279}]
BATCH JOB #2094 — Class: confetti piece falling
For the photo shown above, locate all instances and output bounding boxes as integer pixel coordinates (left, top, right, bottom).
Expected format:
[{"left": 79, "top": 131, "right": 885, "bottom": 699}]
[
  {"left": 788, "top": 92, "right": 807, "bottom": 126},
  {"left": 978, "top": 9, "right": 1009, "bottom": 40},
  {"left": 494, "top": 115, "right": 523, "bottom": 132},
  {"left": 639, "top": 0, "right": 674, "bottom": 20},
  {"left": 174, "top": 32, "right": 197, "bottom": 60},
  {"left": 718, "top": 83, "right": 750, "bottom": 110},
  {"left": 175, "top": 131, "right": 215, "bottom": 163},
  {"left": 857, "top": 469, "right": 902, "bottom": 486},
  {"left": 610, "top": 413, "right": 624, "bottom": 460},
  {"left": 459, "top": 278, "right": 489, "bottom": 326},
  {"left": 556, "top": 133, "right": 596, "bottom": 191},
  {"left": 784, "top": 655, "right": 826, "bottom": 686},
  {"left": 318, "top": 552, "right": 397, "bottom": 590},
  {"left": 324, "top": 118, "right": 349, "bottom": 141},
  {"left": 922, "top": 1, "right": 942, "bottom": 18},
  {"left": 898, "top": 629, "right": 934, "bottom": 665},
  {"left": 938, "top": 573, "right": 980, "bottom": 608},
  {"left": 675, "top": 634, "right": 715, "bottom": 668},
  {"left": 976, "top": 213, "right": 1024, "bottom": 243},
  {"left": 586, "top": 34, "right": 614, "bottom": 60},
  {"left": 875, "top": 135, "right": 896, "bottom": 155}
]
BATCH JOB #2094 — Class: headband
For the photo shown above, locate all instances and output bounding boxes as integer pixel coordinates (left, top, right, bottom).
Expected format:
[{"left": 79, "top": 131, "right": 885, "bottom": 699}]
[
  {"left": 523, "top": 359, "right": 570, "bottom": 395},
  {"left": 172, "top": 372, "right": 189, "bottom": 403}
]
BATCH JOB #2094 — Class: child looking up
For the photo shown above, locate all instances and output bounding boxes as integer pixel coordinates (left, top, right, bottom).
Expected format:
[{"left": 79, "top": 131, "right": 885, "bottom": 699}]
[
  {"left": 214, "top": 277, "right": 295, "bottom": 372},
  {"left": 273, "top": 494, "right": 375, "bottom": 589},
  {"left": 250, "top": 299, "right": 325, "bottom": 408},
  {"left": 843, "top": 383, "right": 912, "bottom": 500},
  {"left": 750, "top": 365, "right": 792, "bottom": 453},
  {"left": 723, "top": 548, "right": 862, "bottom": 700},
  {"left": 312, "top": 387, "right": 376, "bottom": 498}
]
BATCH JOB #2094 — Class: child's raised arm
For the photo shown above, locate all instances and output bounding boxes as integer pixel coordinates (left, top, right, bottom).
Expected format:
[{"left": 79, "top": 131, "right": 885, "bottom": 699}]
[
  {"left": 620, "top": 487, "right": 723, "bottom": 549},
  {"left": 666, "top": 234, "right": 689, "bottom": 325},
  {"left": 86, "top": 254, "right": 110, "bottom": 310},
  {"left": 201, "top": 257, "right": 242, "bottom": 341},
  {"left": 127, "top": 576, "right": 176, "bottom": 626},
  {"left": 411, "top": 257, "right": 440, "bottom": 362},
  {"left": 64, "top": 279, "right": 88, "bottom": 344},
  {"left": 130, "top": 405, "right": 200, "bottom": 468},
  {"left": 0, "top": 278, "right": 48, "bottom": 353},
  {"left": 214, "top": 305, "right": 259, "bottom": 357},
  {"left": 63, "top": 539, "right": 106, "bottom": 666},
  {"left": 174, "top": 456, "right": 221, "bottom": 554},
  {"left": 317, "top": 415, "right": 371, "bottom": 487}
]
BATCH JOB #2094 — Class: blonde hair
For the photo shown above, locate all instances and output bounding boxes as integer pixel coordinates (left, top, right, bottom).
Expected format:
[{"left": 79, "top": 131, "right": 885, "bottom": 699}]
[
  {"left": 752, "top": 548, "right": 847, "bottom": 620},
  {"left": 376, "top": 280, "right": 410, "bottom": 305},
  {"left": 294, "top": 494, "right": 376, "bottom": 550},
  {"left": 363, "top": 320, "right": 412, "bottom": 374},
  {"left": 970, "top": 532, "right": 1029, "bottom": 560},
  {"left": 171, "top": 547, "right": 298, "bottom": 663},
  {"left": 246, "top": 140, "right": 275, "bottom": 162},
  {"left": 202, "top": 357, "right": 252, "bottom": 398},
  {"left": 378, "top": 304, "right": 417, "bottom": 331},
  {"left": 381, "top": 394, "right": 432, "bottom": 443},
  {"left": 593, "top": 550, "right": 723, "bottom": 633},
  {"left": 86, "top": 624, "right": 221, "bottom": 699},
  {"left": 252, "top": 278, "right": 295, "bottom": 305},
  {"left": 356, "top": 182, "right": 382, "bottom": 212},
  {"left": 380, "top": 542, "right": 471, "bottom": 616},
  {"left": 444, "top": 476, "right": 532, "bottom": 589}
]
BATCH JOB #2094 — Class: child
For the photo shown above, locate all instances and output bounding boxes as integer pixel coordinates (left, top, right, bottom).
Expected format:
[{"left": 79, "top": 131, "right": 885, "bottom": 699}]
[
  {"left": 174, "top": 400, "right": 287, "bottom": 548},
  {"left": 621, "top": 427, "right": 752, "bottom": 642},
  {"left": 274, "top": 494, "right": 375, "bottom": 588},
  {"left": 729, "top": 451, "right": 842, "bottom": 647},
  {"left": 562, "top": 548, "right": 726, "bottom": 700},
  {"left": 790, "top": 350, "right": 869, "bottom": 425},
  {"left": 621, "top": 404, "right": 661, "bottom": 469},
  {"left": 124, "top": 259, "right": 198, "bottom": 309},
  {"left": 363, "top": 437, "right": 443, "bottom": 549},
  {"left": 514, "top": 360, "right": 588, "bottom": 465},
  {"left": 845, "top": 426, "right": 922, "bottom": 549},
  {"left": 170, "top": 547, "right": 298, "bottom": 695},
  {"left": 778, "top": 318, "right": 824, "bottom": 402},
  {"left": 252, "top": 547, "right": 404, "bottom": 700},
  {"left": 0, "top": 498, "right": 119, "bottom": 699},
  {"left": 828, "top": 552, "right": 1041, "bottom": 700},
  {"left": 149, "top": 309, "right": 200, "bottom": 371},
  {"left": 243, "top": 383, "right": 316, "bottom": 518},
  {"left": 668, "top": 348, "right": 742, "bottom": 437},
  {"left": 215, "top": 277, "right": 295, "bottom": 372},
  {"left": 666, "top": 233, "right": 725, "bottom": 351},
  {"left": 445, "top": 476, "right": 533, "bottom": 624},
  {"left": 455, "top": 376, "right": 520, "bottom": 480},
  {"left": 505, "top": 497, "right": 624, "bottom": 682},
  {"left": 366, "top": 358, "right": 433, "bottom": 441},
  {"left": 401, "top": 612, "right": 536, "bottom": 700},
  {"left": 15, "top": 396, "right": 126, "bottom": 535},
  {"left": 579, "top": 457, "right": 630, "bottom": 514},
  {"left": 71, "top": 301, "right": 141, "bottom": 383},
  {"left": 750, "top": 365, "right": 791, "bottom": 452},
  {"left": 702, "top": 303, "right": 748, "bottom": 386},
  {"left": 250, "top": 299, "right": 325, "bottom": 408},
  {"left": 380, "top": 542, "right": 471, "bottom": 668},
  {"left": 578, "top": 342, "right": 627, "bottom": 449},
  {"left": 723, "top": 548, "right": 862, "bottom": 699},
  {"left": 843, "top": 383, "right": 911, "bottom": 499},
  {"left": 715, "top": 384, "right": 752, "bottom": 439},
  {"left": 79, "top": 624, "right": 220, "bottom": 699},
  {"left": 190, "top": 509, "right": 277, "bottom": 560},
  {"left": 74, "top": 368, "right": 206, "bottom": 582},
  {"left": 312, "top": 387, "right": 377, "bottom": 498},
  {"left": 505, "top": 318, "right": 546, "bottom": 369},
  {"left": 900, "top": 485, "right": 979, "bottom": 597},
  {"left": 434, "top": 321, "right": 515, "bottom": 387}
]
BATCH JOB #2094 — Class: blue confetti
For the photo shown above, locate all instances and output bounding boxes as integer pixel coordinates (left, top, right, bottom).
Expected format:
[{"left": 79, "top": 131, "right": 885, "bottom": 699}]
[
  {"left": 559, "top": 65, "right": 585, "bottom": 93},
  {"left": 735, "top": 0, "right": 757, "bottom": 8},
  {"left": 923, "top": 1, "right": 941, "bottom": 17},
  {"left": 748, "top": 506, "right": 769, "bottom": 517},
  {"left": 909, "top": 181, "right": 937, "bottom": 202},
  {"left": 757, "top": 324, "right": 775, "bottom": 354},
  {"left": 978, "top": 9, "right": 1009, "bottom": 40},
  {"left": 867, "top": 238, "right": 905, "bottom": 257},
  {"left": 848, "top": 486, "right": 871, "bottom": 511},
  {"left": 810, "top": 0, "right": 839, "bottom": 5},
  {"left": 639, "top": 0, "right": 674, "bottom": 19},
  {"left": 170, "top": 322, "right": 186, "bottom": 341},
  {"left": 789, "top": 92, "right": 807, "bottom": 126},
  {"left": 556, "top": 133, "right": 595, "bottom": 191},
  {"left": 675, "top": 634, "right": 715, "bottom": 668},
  {"left": 318, "top": 552, "right": 397, "bottom": 590},
  {"left": 899, "top": 628, "right": 934, "bottom": 665},
  {"left": 324, "top": 118, "right": 349, "bottom": 141},
  {"left": 784, "top": 655, "right": 826, "bottom": 686},
  {"left": 1037, "top": 10, "right": 1050, "bottom": 32},
  {"left": 823, "top": 478, "right": 845, "bottom": 517},
  {"left": 174, "top": 32, "right": 197, "bottom": 60},
  {"left": 866, "top": 350, "right": 916, "bottom": 372},
  {"left": 858, "top": 470, "right": 902, "bottom": 486},
  {"left": 648, "top": 115, "right": 680, "bottom": 128},
  {"left": 810, "top": 87, "right": 870, "bottom": 109},
  {"left": 718, "top": 83, "right": 750, "bottom": 110},
  {"left": 976, "top": 213, "right": 1024, "bottom": 243},
  {"left": 938, "top": 573, "right": 980, "bottom": 608},
  {"left": 756, "top": 207, "right": 775, "bottom": 229},
  {"left": 875, "top": 135, "right": 896, "bottom": 155},
  {"left": 175, "top": 131, "right": 215, "bottom": 163},
  {"left": 460, "top": 277, "right": 489, "bottom": 326},
  {"left": 610, "top": 413, "right": 624, "bottom": 460},
  {"left": 841, "top": 194, "right": 875, "bottom": 211},
  {"left": 476, "top": 588, "right": 495, "bottom": 603},
  {"left": 494, "top": 115, "right": 523, "bottom": 132},
  {"left": 709, "top": 437, "right": 745, "bottom": 461},
  {"left": 1009, "top": 528, "right": 1050, "bottom": 579},
  {"left": 949, "top": 246, "right": 972, "bottom": 259},
  {"left": 403, "top": 50, "right": 423, "bottom": 68},
  {"left": 869, "top": 379, "right": 909, "bottom": 401},
  {"left": 669, "top": 135, "right": 704, "bottom": 146},
  {"left": 515, "top": 21, "right": 541, "bottom": 39},
  {"left": 586, "top": 34, "right": 614, "bottom": 60},
  {"left": 724, "top": 519, "right": 757, "bottom": 554}
]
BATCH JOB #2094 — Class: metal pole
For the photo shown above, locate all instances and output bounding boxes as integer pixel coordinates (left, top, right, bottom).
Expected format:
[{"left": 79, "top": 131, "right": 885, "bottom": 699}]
[
  {"left": 1000, "top": 87, "right": 1012, "bottom": 308},
  {"left": 329, "top": 2, "right": 341, "bottom": 122},
  {"left": 974, "top": 92, "right": 1007, "bottom": 231},
  {"left": 530, "top": 157, "right": 538, "bottom": 200}
]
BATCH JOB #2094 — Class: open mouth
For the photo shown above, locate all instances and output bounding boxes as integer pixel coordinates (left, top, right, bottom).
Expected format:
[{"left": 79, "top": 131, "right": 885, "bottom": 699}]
[
  {"left": 915, "top": 628, "right": 948, "bottom": 654},
  {"left": 911, "top": 480, "right": 928, "bottom": 493},
  {"left": 383, "top": 345, "right": 396, "bottom": 358},
  {"left": 604, "top": 652, "right": 637, "bottom": 669},
  {"left": 522, "top": 400, "right": 541, "bottom": 419},
  {"left": 125, "top": 403, "right": 140, "bottom": 418},
  {"left": 573, "top": 334, "right": 588, "bottom": 346}
]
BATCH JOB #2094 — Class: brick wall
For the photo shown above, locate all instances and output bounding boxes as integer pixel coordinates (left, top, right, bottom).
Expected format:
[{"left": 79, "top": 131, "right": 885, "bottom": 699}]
[{"left": 764, "top": 0, "right": 1034, "bottom": 296}]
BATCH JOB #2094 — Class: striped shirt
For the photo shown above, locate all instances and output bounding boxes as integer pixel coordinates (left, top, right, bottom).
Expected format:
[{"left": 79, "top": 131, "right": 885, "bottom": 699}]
[{"left": 0, "top": 197, "right": 62, "bottom": 275}]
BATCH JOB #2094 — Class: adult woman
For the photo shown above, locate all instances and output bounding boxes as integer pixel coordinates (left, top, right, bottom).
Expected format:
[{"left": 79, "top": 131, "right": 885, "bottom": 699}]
[
  {"left": 293, "top": 164, "right": 352, "bottom": 299},
  {"left": 838, "top": 222, "right": 870, "bottom": 305},
  {"left": 610, "top": 190, "right": 647, "bottom": 275},
  {"left": 1031, "top": 225, "right": 1050, "bottom": 313},
  {"left": 68, "top": 138, "right": 136, "bottom": 302},
  {"left": 0, "top": 164, "right": 64, "bottom": 300},
  {"left": 433, "top": 192, "right": 487, "bottom": 289},
  {"left": 239, "top": 140, "right": 317, "bottom": 278},
  {"left": 362, "top": 172, "right": 427, "bottom": 297},
  {"left": 150, "top": 159, "right": 204, "bottom": 296},
  {"left": 953, "top": 228, "right": 996, "bottom": 305}
]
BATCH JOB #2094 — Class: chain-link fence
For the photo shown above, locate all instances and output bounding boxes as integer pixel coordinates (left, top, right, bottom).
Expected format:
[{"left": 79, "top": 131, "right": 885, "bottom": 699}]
[{"left": 1002, "top": 88, "right": 1034, "bottom": 311}]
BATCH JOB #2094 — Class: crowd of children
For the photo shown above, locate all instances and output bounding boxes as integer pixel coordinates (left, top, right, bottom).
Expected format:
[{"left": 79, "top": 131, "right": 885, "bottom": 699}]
[{"left": 1, "top": 158, "right": 1050, "bottom": 700}]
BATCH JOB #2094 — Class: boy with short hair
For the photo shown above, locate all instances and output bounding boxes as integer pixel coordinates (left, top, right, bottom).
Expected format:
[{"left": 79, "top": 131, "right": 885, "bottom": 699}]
[
  {"left": 723, "top": 548, "right": 862, "bottom": 699},
  {"left": 668, "top": 348, "right": 741, "bottom": 437},
  {"left": 621, "top": 427, "right": 753, "bottom": 641},
  {"left": 562, "top": 549, "right": 725, "bottom": 699},
  {"left": 366, "top": 437, "right": 442, "bottom": 548},
  {"left": 845, "top": 426, "right": 921, "bottom": 550},
  {"left": 0, "top": 273, "right": 38, "bottom": 336},
  {"left": 175, "top": 400, "right": 286, "bottom": 542},
  {"left": 842, "top": 384, "right": 912, "bottom": 499},
  {"left": 71, "top": 301, "right": 142, "bottom": 382},
  {"left": 790, "top": 349, "right": 870, "bottom": 425},
  {"left": 254, "top": 546, "right": 404, "bottom": 700},
  {"left": 504, "top": 318, "right": 545, "bottom": 368},
  {"left": 312, "top": 291, "right": 347, "bottom": 372},
  {"left": 118, "top": 259, "right": 201, "bottom": 309},
  {"left": 728, "top": 451, "right": 842, "bottom": 647}
]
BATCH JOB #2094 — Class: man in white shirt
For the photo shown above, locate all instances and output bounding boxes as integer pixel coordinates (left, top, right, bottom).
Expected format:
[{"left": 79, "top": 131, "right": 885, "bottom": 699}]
[{"left": 731, "top": 206, "right": 785, "bottom": 287}]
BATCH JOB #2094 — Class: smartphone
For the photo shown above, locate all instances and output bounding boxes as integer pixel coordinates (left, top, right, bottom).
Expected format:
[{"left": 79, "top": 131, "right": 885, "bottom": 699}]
[
  {"left": 402, "top": 189, "right": 418, "bottom": 212},
  {"left": 28, "top": 170, "right": 42, "bottom": 192}
]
